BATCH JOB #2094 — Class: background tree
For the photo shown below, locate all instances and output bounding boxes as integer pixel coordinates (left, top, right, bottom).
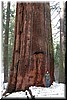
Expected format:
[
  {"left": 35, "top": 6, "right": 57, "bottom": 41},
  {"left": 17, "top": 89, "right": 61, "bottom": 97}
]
[
  {"left": 59, "top": 1, "right": 65, "bottom": 83},
  {"left": 2, "top": 2, "right": 15, "bottom": 82},
  {"left": 50, "top": 1, "right": 60, "bottom": 82},
  {"left": 50, "top": 1, "right": 66, "bottom": 83},
  {"left": 3, "top": 2, "right": 54, "bottom": 94},
  {"left": 54, "top": 43, "right": 60, "bottom": 81},
  {"left": 8, "top": 3, "right": 16, "bottom": 77},
  {"left": 3, "top": 2, "right": 10, "bottom": 83}
]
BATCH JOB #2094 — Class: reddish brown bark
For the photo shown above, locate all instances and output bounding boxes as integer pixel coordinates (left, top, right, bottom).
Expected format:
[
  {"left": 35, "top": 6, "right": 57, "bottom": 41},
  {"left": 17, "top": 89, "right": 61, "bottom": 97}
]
[{"left": 5, "top": 2, "right": 54, "bottom": 94}]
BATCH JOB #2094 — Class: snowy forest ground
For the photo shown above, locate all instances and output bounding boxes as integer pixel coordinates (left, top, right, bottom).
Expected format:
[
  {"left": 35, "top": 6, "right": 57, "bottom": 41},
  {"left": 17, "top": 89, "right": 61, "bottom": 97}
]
[
  {"left": 1, "top": 73, "right": 66, "bottom": 99},
  {"left": 2, "top": 82, "right": 66, "bottom": 99}
]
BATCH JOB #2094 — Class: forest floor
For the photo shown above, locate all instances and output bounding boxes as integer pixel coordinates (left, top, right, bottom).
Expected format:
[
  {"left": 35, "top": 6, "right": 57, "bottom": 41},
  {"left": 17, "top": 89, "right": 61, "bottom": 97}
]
[{"left": 1, "top": 81, "right": 66, "bottom": 99}]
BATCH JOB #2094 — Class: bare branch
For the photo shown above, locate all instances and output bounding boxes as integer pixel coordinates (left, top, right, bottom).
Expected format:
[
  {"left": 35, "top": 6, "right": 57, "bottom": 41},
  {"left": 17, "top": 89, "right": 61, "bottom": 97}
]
[
  {"left": 51, "top": 12, "right": 60, "bottom": 21},
  {"left": 52, "top": 19, "right": 60, "bottom": 28},
  {"left": 53, "top": 31, "right": 60, "bottom": 37},
  {"left": 54, "top": 35, "right": 60, "bottom": 40}
]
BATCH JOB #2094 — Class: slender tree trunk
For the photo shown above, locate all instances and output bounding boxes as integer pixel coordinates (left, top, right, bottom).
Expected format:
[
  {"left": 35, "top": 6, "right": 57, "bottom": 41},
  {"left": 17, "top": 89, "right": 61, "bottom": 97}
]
[
  {"left": 2, "top": 2, "right": 3, "bottom": 33},
  {"left": 59, "top": 2, "right": 65, "bottom": 83},
  {"left": 4, "top": 2, "right": 54, "bottom": 94},
  {"left": 4, "top": 2, "right": 10, "bottom": 83}
]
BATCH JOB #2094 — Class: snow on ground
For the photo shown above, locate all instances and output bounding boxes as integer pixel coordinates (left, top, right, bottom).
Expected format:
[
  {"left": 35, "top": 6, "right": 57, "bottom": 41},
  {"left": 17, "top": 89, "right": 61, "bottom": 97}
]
[{"left": 1, "top": 82, "right": 66, "bottom": 99}]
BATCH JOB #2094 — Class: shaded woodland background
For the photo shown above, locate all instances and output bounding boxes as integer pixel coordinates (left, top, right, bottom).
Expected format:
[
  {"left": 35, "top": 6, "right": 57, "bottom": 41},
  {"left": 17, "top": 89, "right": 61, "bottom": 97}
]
[{"left": 2, "top": 1, "right": 66, "bottom": 87}]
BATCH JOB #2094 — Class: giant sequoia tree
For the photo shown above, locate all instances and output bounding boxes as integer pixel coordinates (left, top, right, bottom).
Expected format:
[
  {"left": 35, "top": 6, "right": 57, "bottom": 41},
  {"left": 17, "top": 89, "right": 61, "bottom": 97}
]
[{"left": 4, "top": 2, "right": 54, "bottom": 94}]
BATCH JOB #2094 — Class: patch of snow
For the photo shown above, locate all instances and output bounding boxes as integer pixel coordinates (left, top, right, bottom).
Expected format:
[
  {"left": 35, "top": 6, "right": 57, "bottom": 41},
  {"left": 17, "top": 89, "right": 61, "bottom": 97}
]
[
  {"left": 29, "top": 82, "right": 65, "bottom": 98},
  {"left": 1, "top": 81, "right": 66, "bottom": 99},
  {"left": 3, "top": 82, "right": 8, "bottom": 90},
  {"left": 1, "top": 73, "right": 4, "bottom": 90},
  {"left": 5, "top": 91, "right": 27, "bottom": 98}
]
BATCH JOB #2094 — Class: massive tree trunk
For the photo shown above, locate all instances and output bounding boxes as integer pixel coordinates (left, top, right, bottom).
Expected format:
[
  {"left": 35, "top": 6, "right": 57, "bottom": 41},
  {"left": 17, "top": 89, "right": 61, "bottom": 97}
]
[
  {"left": 5, "top": 2, "right": 54, "bottom": 93},
  {"left": 3, "top": 2, "right": 10, "bottom": 83}
]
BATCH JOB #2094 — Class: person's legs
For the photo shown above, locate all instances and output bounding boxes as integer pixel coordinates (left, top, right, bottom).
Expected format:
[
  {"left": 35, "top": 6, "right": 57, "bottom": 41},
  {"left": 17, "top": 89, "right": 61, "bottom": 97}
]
[{"left": 46, "top": 80, "right": 50, "bottom": 87}]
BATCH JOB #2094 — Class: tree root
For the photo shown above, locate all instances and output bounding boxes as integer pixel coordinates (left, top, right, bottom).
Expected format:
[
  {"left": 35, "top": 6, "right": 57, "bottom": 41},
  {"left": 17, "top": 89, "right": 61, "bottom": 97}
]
[
  {"left": 25, "top": 88, "right": 35, "bottom": 99},
  {"left": 2, "top": 88, "right": 35, "bottom": 99},
  {"left": 2, "top": 90, "right": 13, "bottom": 98}
]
